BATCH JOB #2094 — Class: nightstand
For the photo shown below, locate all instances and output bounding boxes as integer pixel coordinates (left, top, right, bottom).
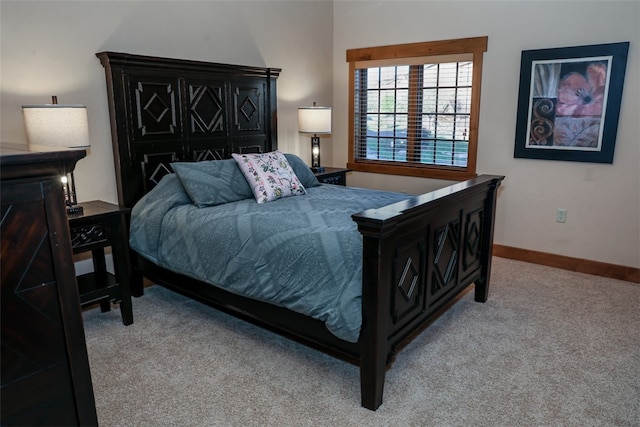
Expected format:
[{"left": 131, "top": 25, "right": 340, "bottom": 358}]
[
  {"left": 314, "top": 167, "right": 351, "bottom": 186},
  {"left": 68, "top": 200, "right": 133, "bottom": 325}
]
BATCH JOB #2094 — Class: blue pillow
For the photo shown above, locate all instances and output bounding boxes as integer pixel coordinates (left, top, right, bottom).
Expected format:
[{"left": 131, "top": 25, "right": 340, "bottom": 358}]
[
  {"left": 171, "top": 159, "right": 253, "bottom": 207},
  {"left": 284, "top": 153, "right": 320, "bottom": 188}
]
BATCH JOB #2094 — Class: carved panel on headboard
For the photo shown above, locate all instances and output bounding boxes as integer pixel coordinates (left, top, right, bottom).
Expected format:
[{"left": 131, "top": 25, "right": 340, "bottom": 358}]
[
  {"left": 187, "top": 81, "right": 226, "bottom": 135},
  {"left": 97, "top": 51, "right": 280, "bottom": 208},
  {"left": 233, "top": 84, "right": 262, "bottom": 132},
  {"left": 193, "top": 148, "right": 225, "bottom": 162},
  {"left": 131, "top": 79, "right": 179, "bottom": 139},
  {"left": 141, "top": 152, "right": 178, "bottom": 193}
]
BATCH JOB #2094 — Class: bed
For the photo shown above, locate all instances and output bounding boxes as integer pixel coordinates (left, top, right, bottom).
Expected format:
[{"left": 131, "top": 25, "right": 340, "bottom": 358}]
[{"left": 97, "top": 51, "right": 504, "bottom": 410}]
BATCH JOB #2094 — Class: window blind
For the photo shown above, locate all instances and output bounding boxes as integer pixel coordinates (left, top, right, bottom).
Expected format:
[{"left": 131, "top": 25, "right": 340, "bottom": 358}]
[{"left": 354, "top": 60, "right": 473, "bottom": 167}]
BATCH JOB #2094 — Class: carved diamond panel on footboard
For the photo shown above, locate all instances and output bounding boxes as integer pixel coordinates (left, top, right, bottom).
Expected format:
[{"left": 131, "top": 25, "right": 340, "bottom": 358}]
[
  {"left": 430, "top": 220, "right": 461, "bottom": 308},
  {"left": 391, "top": 236, "right": 427, "bottom": 325},
  {"left": 461, "top": 206, "right": 484, "bottom": 282}
]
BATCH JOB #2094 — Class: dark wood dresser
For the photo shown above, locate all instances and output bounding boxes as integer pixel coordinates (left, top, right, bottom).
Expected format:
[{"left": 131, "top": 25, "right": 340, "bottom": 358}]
[{"left": 1, "top": 149, "right": 98, "bottom": 426}]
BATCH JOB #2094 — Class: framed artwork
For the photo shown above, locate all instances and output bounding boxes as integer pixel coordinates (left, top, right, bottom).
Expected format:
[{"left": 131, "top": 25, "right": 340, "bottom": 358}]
[{"left": 514, "top": 41, "right": 629, "bottom": 163}]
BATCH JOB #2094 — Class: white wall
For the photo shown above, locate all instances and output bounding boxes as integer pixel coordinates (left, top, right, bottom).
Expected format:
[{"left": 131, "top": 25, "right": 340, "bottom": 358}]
[
  {"left": 333, "top": 1, "right": 640, "bottom": 269},
  {"left": 1, "top": 0, "right": 334, "bottom": 204}
]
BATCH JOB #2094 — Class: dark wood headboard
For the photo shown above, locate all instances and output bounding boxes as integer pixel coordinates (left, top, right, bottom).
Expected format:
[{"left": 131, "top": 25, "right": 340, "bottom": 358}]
[{"left": 97, "top": 52, "right": 281, "bottom": 208}]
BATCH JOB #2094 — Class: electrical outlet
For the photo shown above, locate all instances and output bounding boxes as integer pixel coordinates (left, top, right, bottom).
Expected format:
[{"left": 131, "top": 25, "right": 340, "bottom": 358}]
[{"left": 556, "top": 208, "right": 567, "bottom": 223}]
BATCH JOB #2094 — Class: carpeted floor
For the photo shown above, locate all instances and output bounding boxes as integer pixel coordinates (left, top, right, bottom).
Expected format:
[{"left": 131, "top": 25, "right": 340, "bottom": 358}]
[{"left": 83, "top": 257, "right": 640, "bottom": 426}]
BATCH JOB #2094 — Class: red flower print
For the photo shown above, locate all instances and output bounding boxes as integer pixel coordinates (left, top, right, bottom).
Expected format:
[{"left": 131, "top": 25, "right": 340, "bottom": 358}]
[{"left": 556, "top": 62, "right": 607, "bottom": 117}]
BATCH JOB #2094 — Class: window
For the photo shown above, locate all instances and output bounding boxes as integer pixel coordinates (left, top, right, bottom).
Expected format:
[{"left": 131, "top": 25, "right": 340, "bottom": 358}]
[{"left": 347, "top": 37, "right": 488, "bottom": 180}]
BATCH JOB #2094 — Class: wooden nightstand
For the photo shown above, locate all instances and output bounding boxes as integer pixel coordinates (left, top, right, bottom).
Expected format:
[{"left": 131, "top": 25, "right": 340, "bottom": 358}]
[
  {"left": 314, "top": 167, "right": 351, "bottom": 186},
  {"left": 68, "top": 200, "right": 133, "bottom": 325}
]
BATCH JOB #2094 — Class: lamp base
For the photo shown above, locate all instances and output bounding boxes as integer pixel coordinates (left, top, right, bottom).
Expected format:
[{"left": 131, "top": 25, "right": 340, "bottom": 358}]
[
  {"left": 311, "top": 136, "right": 321, "bottom": 171},
  {"left": 66, "top": 205, "right": 84, "bottom": 216}
]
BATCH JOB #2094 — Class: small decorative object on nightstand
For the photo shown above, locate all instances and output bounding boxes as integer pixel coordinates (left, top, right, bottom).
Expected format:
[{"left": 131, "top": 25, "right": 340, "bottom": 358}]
[
  {"left": 314, "top": 167, "right": 351, "bottom": 186},
  {"left": 67, "top": 200, "right": 133, "bottom": 325}
]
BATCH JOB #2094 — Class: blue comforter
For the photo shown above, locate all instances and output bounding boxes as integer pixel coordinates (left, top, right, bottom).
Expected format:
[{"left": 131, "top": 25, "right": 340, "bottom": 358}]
[{"left": 130, "top": 174, "right": 411, "bottom": 342}]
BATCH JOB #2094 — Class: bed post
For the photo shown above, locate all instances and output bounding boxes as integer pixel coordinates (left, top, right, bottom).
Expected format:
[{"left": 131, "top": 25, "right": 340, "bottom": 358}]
[
  {"left": 474, "top": 176, "right": 503, "bottom": 303},
  {"left": 354, "top": 213, "right": 401, "bottom": 411},
  {"left": 129, "top": 252, "right": 145, "bottom": 297}
]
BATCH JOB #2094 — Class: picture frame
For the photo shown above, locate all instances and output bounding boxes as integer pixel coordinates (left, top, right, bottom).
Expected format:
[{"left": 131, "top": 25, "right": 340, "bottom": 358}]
[{"left": 514, "top": 41, "right": 629, "bottom": 163}]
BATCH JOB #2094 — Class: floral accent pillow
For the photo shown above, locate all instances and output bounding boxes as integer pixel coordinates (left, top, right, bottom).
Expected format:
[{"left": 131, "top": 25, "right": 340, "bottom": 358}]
[{"left": 232, "top": 151, "right": 306, "bottom": 203}]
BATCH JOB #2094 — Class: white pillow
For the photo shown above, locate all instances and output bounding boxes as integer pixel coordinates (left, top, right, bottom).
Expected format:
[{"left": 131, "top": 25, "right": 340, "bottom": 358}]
[{"left": 231, "top": 151, "right": 306, "bottom": 203}]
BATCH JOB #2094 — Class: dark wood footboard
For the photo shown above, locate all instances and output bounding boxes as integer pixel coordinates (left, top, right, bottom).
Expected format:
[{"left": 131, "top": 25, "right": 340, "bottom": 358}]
[{"left": 353, "top": 174, "right": 504, "bottom": 410}]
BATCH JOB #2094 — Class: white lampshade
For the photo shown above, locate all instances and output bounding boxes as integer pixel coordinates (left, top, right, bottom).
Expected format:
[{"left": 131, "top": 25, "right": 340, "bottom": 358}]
[
  {"left": 298, "top": 106, "right": 332, "bottom": 134},
  {"left": 22, "top": 104, "right": 90, "bottom": 152}
]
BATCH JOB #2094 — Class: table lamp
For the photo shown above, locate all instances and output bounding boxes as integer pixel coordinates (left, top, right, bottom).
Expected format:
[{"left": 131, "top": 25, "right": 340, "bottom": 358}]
[
  {"left": 298, "top": 102, "right": 331, "bottom": 172},
  {"left": 23, "top": 96, "right": 90, "bottom": 214}
]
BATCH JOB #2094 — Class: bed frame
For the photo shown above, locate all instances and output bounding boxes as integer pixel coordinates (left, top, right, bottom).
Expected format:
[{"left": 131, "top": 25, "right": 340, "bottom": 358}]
[{"left": 98, "top": 51, "right": 504, "bottom": 410}]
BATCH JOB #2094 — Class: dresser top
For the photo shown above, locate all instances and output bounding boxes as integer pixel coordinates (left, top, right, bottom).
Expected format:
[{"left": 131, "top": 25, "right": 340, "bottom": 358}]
[{"left": 1, "top": 149, "right": 86, "bottom": 180}]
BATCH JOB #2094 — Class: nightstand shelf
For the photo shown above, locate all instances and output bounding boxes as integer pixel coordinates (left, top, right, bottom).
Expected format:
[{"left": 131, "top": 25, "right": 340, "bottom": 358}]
[
  {"left": 314, "top": 167, "right": 351, "bottom": 186},
  {"left": 76, "top": 272, "right": 119, "bottom": 306},
  {"left": 68, "top": 200, "right": 133, "bottom": 325}
]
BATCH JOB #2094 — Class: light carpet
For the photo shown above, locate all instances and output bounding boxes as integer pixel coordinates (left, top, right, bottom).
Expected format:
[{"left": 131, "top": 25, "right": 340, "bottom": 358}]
[{"left": 83, "top": 257, "right": 640, "bottom": 426}]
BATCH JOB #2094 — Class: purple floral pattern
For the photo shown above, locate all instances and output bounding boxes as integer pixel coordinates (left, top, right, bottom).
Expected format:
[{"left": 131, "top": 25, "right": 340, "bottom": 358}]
[{"left": 232, "top": 151, "right": 306, "bottom": 203}]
